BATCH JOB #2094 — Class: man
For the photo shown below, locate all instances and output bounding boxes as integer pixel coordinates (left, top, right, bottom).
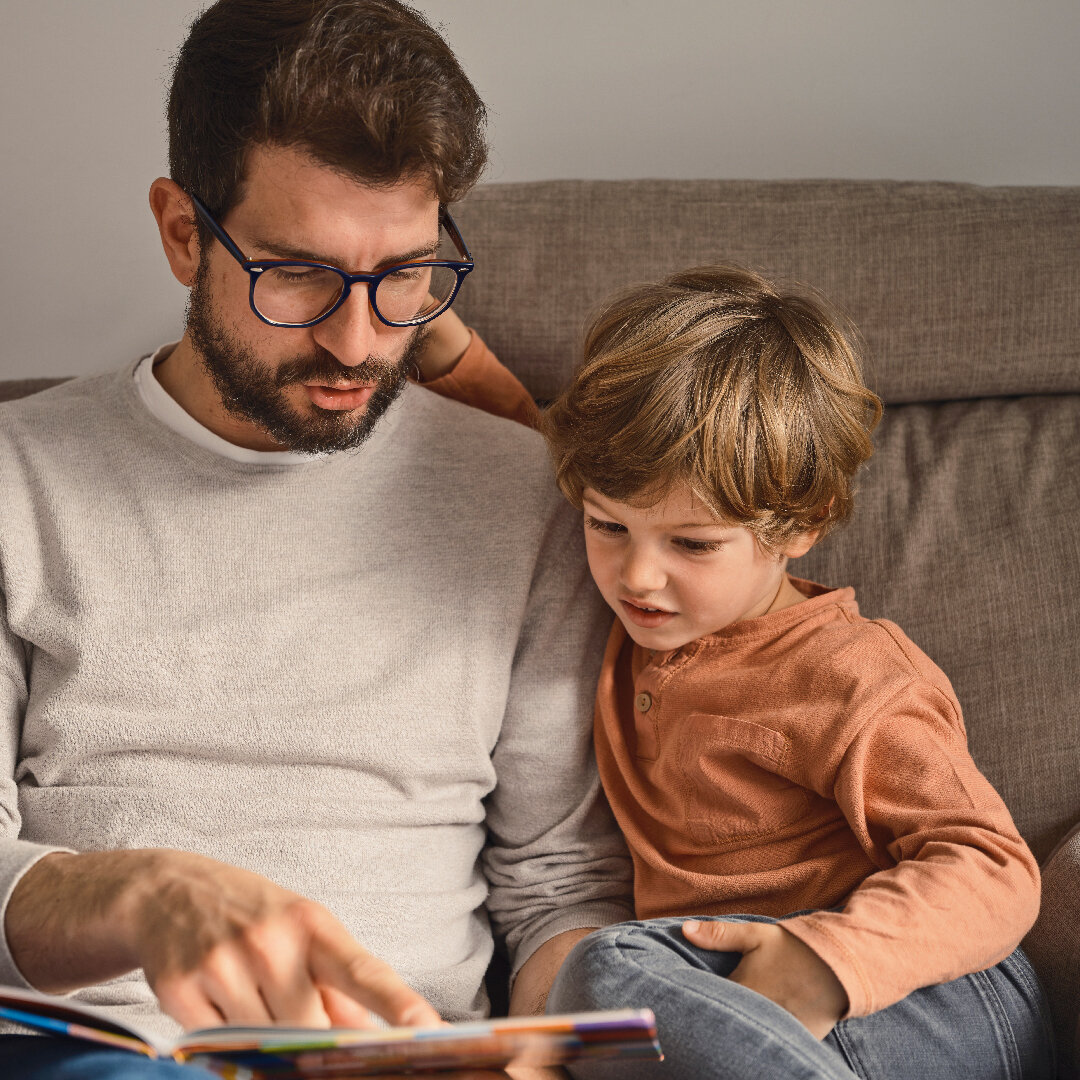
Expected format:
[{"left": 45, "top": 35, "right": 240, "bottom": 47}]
[{"left": 0, "top": 1, "right": 631, "bottom": 1074}]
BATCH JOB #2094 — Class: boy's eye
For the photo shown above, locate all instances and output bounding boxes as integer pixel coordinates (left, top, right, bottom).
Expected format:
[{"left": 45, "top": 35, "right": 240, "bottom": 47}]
[
  {"left": 584, "top": 515, "right": 626, "bottom": 536},
  {"left": 674, "top": 537, "right": 724, "bottom": 554}
]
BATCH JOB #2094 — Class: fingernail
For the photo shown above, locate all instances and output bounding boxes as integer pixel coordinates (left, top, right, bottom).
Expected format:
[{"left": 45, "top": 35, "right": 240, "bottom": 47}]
[{"left": 683, "top": 920, "right": 701, "bottom": 934}]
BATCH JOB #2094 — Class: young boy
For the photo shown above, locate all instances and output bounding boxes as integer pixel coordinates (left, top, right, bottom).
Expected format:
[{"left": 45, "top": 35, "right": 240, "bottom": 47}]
[{"left": 538, "top": 265, "right": 1054, "bottom": 1080}]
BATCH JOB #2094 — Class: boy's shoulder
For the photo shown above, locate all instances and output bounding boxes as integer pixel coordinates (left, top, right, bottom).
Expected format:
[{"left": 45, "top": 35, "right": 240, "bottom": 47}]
[{"left": 778, "top": 582, "right": 964, "bottom": 740}]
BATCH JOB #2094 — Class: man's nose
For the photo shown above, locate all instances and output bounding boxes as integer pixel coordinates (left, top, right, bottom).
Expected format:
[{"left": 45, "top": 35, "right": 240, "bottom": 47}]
[
  {"left": 620, "top": 544, "right": 666, "bottom": 594},
  {"left": 310, "top": 284, "right": 382, "bottom": 367}
]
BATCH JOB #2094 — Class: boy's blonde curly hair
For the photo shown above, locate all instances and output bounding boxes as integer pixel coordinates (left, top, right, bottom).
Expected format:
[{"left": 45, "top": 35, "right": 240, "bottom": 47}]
[{"left": 539, "top": 264, "right": 883, "bottom": 553}]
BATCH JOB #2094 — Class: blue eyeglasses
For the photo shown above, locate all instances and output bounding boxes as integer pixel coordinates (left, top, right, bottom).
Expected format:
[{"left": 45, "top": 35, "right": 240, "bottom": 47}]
[{"left": 188, "top": 193, "right": 474, "bottom": 329}]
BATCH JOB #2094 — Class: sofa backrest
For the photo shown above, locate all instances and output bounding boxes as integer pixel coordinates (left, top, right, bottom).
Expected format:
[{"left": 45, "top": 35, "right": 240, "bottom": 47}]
[
  {"left": 452, "top": 179, "right": 1080, "bottom": 861},
  {"left": 451, "top": 180, "right": 1080, "bottom": 405},
  {"left": 3, "top": 180, "right": 1078, "bottom": 859}
]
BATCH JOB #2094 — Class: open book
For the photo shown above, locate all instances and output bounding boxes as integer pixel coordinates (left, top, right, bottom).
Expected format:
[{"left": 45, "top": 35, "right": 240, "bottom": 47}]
[{"left": 0, "top": 986, "right": 661, "bottom": 1077}]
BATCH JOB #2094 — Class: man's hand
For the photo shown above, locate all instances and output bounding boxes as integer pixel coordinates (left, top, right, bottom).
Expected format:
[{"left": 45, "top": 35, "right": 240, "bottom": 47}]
[
  {"left": 681, "top": 920, "right": 848, "bottom": 1039},
  {"left": 6, "top": 849, "right": 441, "bottom": 1031}
]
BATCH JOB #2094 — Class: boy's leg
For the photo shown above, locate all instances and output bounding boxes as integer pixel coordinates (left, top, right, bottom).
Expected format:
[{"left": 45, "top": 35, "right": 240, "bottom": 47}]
[
  {"left": 0, "top": 1036, "right": 221, "bottom": 1078},
  {"left": 828, "top": 945, "right": 1055, "bottom": 1080},
  {"left": 546, "top": 917, "right": 1055, "bottom": 1080},
  {"left": 546, "top": 915, "right": 859, "bottom": 1080}
]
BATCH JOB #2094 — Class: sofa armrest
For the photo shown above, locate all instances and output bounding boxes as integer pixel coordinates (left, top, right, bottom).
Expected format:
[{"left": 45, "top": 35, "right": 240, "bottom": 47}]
[{"left": 1024, "top": 821, "right": 1080, "bottom": 1079}]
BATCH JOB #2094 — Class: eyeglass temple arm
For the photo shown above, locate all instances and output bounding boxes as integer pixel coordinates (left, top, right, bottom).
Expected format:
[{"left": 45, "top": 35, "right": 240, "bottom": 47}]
[
  {"left": 187, "top": 193, "right": 249, "bottom": 264},
  {"left": 191, "top": 191, "right": 472, "bottom": 269},
  {"left": 439, "top": 206, "right": 473, "bottom": 263}
]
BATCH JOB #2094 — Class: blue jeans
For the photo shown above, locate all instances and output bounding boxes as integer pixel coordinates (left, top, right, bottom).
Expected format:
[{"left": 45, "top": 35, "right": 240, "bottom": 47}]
[
  {"left": 546, "top": 915, "right": 1056, "bottom": 1080},
  {"left": 0, "top": 1035, "right": 221, "bottom": 1078}
]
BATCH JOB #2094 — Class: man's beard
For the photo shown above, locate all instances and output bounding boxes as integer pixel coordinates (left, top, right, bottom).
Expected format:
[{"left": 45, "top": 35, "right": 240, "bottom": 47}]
[{"left": 186, "top": 262, "right": 424, "bottom": 454}]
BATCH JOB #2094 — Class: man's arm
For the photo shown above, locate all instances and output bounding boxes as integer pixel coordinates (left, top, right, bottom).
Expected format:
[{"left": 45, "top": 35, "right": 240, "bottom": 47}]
[{"left": 483, "top": 496, "right": 634, "bottom": 998}]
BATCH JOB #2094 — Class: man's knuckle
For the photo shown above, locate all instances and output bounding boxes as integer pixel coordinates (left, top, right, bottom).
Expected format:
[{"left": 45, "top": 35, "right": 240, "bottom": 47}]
[
  {"left": 343, "top": 950, "right": 384, "bottom": 986},
  {"left": 285, "top": 896, "right": 327, "bottom": 930}
]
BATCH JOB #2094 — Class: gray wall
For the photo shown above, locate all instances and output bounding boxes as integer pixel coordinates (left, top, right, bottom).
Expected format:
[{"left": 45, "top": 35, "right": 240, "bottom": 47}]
[{"left": 2, "top": 0, "right": 1077, "bottom": 379}]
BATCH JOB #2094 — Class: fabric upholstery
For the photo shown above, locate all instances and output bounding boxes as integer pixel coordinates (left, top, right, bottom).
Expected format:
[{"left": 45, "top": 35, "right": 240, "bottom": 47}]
[
  {"left": 1024, "top": 821, "right": 1080, "bottom": 1079},
  {"left": 452, "top": 180, "right": 1080, "bottom": 406}
]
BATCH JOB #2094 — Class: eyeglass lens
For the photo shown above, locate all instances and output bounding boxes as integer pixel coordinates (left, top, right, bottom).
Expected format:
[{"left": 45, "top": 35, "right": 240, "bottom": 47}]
[
  {"left": 253, "top": 263, "right": 462, "bottom": 325},
  {"left": 252, "top": 223, "right": 463, "bottom": 326}
]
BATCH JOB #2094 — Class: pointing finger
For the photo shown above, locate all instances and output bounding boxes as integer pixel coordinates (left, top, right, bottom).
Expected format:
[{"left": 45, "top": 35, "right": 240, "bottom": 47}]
[
  {"left": 306, "top": 912, "right": 441, "bottom": 1028},
  {"left": 320, "top": 984, "right": 374, "bottom": 1030}
]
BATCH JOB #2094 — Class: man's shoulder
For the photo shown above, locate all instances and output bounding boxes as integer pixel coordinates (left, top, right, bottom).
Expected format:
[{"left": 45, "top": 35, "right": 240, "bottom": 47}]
[
  {"left": 0, "top": 368, "right": 128, "bottom": 441},
  {"left": 400, "top": 383, "right": 550, "bottom": 472}
]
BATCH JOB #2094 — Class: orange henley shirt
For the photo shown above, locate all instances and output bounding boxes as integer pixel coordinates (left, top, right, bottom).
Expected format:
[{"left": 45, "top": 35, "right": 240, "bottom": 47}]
[
  {"left": 418, "top": 329, "right": 538, "bottom": 427},
  {"left": 595, "top": 577, "right": 1040, "bottom": 1017}
]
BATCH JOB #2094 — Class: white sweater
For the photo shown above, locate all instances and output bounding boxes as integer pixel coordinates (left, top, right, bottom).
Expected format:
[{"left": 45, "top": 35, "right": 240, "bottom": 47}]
[{"left": 0, "top": 360, "right": 631, "bottom": 1037}]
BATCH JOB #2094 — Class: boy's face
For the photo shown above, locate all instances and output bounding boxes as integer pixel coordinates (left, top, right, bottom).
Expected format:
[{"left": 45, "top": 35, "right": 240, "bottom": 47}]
[{"left": 582, "top": 485, "right": 816, "bottom": 652}]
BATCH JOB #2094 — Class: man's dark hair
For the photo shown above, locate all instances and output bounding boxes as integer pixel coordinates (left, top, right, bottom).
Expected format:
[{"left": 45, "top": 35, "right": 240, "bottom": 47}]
[{"left": 168, "top": 0, "right": 488, "bottom": 224}]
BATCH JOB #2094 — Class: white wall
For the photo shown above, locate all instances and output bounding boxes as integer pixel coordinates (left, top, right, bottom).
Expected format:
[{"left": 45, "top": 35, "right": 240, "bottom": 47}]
[{"left": 2, "top": 0, "right": 1077, "bottom": 379}]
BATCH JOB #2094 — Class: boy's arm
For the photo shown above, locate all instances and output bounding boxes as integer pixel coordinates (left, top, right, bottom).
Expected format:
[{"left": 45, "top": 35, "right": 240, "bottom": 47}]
[
  {"left": 509, "top": 927, "right": 596, "bottom": 1016},
  {"left": 779, "top": 676, "right": 1040, "bottom": 1019},
  {"left": 412, "top": 308, "right": 539, "bottom": 427}
]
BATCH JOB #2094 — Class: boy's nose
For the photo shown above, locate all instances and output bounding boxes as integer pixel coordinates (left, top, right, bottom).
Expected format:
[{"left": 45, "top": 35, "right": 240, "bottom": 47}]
[{"left": 619, "top": 547, "right": 666, "bottom": 594}]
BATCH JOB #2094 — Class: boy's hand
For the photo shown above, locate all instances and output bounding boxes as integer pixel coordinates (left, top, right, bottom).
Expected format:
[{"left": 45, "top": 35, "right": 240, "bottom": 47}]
[
  {"left": 414, "top": 304, "right": 472, "bottom": 382},
  {"left": 682, "top": 920, "right": 848, "bottom": 1039}
]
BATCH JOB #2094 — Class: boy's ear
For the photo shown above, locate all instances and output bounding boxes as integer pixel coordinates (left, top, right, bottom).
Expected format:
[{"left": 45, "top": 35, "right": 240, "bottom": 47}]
[
  {"left": 783, "top": 497, "right": 835, "bottom": 559},
  {"left": 781, "top": 496, "right": 829, "bottom": 561},
  {"left": 783, "top": 529, "right": 820, "bottom": 560}
]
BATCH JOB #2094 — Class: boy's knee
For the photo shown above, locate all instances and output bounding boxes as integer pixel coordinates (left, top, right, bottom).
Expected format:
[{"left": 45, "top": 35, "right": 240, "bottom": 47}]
[{"left": 547, "top": 923, "right": 639, "bottom": 1015}]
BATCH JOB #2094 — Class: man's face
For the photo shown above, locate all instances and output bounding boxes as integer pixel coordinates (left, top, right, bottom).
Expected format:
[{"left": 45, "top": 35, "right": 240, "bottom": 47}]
[{"left": 185, "top": 145, "right": 440, "bottom": 454}]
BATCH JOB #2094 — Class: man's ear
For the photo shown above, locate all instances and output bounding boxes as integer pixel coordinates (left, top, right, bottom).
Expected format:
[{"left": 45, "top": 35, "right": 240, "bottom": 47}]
[{"left": 149, "top": 178, "right": 201, "bottom": 287}]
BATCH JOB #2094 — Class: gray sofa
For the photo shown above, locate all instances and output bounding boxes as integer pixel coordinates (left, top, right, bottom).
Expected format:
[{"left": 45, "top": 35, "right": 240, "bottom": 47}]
[{"left": 2, "top": 178, "right": 1079, "bottom": 1074}]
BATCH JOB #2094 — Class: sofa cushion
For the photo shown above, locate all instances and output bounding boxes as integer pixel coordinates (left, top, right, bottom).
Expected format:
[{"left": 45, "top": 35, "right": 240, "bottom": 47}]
[{"left": 1024, "top": 820, "right": 1080, "bottom": 1078}]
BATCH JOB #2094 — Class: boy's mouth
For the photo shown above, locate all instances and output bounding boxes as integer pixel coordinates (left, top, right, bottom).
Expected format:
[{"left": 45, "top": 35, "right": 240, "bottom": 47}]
[{"left": 620, "top": 597, "right": 676, "bottom": 629}]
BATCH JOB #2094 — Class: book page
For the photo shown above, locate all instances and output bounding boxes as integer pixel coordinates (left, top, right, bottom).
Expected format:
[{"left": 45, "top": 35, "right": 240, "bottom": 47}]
[
  {"left": 0, "top": 985, "right": 172, "bottom": 1058},
  {"left": 176, "top": 1009, "right": 660, "bottom": 1075}
]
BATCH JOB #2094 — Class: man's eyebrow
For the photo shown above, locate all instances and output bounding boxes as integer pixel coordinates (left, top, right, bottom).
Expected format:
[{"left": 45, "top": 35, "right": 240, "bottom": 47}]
[{"left": 246, "top": 234, "right": 440, "bottom": 270}]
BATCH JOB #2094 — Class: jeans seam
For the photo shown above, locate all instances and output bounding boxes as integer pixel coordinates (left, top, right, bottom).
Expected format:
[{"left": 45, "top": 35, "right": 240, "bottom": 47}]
[
  {"left": 997, "top": 950, "right": 1058, "bottom": 1075},
  {"left": 828, "top": 1021, "right": 868, "bottom": 1080},
  {"left": 605, "top": 926, "right": 852, "bottom": 1079},
  {"left": 972, "top": 967, "right": 1021, "bottom": 1080}
]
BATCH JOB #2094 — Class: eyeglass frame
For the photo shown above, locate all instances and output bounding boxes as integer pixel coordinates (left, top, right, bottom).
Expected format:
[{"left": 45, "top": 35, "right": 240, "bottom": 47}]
[{"left": 187, "top": 192, "right": 474, "bottom": 329}]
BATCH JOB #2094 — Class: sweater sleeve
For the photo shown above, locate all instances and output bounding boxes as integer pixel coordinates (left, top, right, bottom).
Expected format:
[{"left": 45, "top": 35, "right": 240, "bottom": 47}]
[
  {"left": 417, "top": 329, "right": 539, "bottom": 428},
  {"left": 780, "top": 677, "right": 1040, "bottom": 1017},
  {"left": 481, "top": 495, "right": 633, "bottom": 979},
  {"left": 0, "top": 583, "right": 72, "bottom": 988}
]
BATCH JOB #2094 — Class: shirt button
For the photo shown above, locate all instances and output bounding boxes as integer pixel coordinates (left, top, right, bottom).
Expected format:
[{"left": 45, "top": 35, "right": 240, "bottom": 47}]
[{"left": 635, "top": 692, "right": 652, "bottom": 713}]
